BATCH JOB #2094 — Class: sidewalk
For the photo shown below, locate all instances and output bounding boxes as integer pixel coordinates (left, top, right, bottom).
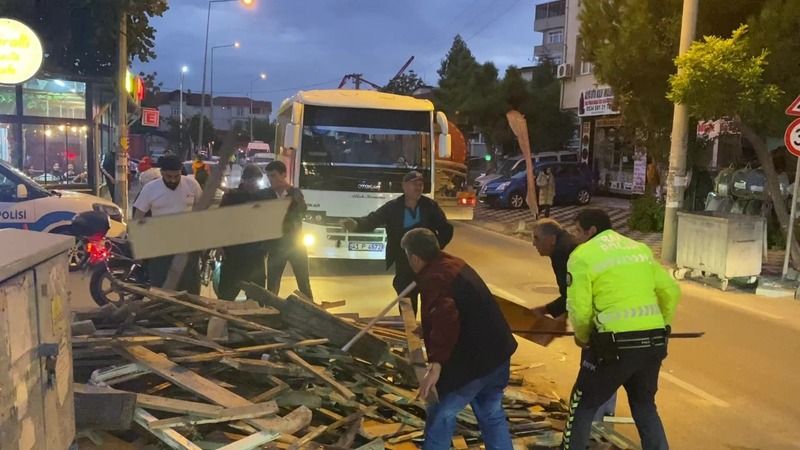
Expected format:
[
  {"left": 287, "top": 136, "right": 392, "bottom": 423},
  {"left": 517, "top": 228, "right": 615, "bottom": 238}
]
[{"left": 470, "top": 197, "right": 788, "bottom": 279}]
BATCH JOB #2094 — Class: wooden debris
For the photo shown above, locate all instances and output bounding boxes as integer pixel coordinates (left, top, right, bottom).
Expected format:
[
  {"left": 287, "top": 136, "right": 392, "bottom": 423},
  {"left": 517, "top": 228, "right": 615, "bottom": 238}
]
[
  {"left": 148, "top": 401, "right": 279, "bottom": 430},
  {"left": 217, "top": 431, "right": 281, "bottom": 450},
  {"left": 285, "top": 350, "right": 356, "bottom": 400},
  {"left": 134, "top": 408, "right": 203, "bottom": 450},
  {"left": 74, "top": 383, "right": 136, "bottom": 431}
]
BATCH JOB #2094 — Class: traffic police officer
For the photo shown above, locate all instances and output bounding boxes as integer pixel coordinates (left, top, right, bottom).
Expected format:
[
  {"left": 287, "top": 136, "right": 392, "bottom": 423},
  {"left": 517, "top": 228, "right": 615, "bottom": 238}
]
[{"left": 562, "top": 208, "right": 680, "bottom": 450}]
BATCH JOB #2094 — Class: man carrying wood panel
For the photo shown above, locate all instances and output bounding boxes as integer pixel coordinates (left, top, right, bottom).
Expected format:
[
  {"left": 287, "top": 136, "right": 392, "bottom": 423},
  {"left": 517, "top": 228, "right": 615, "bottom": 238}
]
[{"left": 400, "top": 228, "right": 517, "bottom": 450}]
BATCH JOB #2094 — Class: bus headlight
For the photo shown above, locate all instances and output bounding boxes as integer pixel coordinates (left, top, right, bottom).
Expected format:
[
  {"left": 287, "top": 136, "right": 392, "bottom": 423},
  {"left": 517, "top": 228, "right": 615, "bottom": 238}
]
[{"left": 303, "top": 233, "right": 316, "bottom": 247}]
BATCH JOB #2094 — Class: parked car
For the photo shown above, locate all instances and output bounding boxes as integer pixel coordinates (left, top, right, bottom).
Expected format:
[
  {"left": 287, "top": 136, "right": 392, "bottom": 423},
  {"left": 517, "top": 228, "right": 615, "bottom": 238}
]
[
  {"left": 479, "top": 162, "right": 594, "bottom": 209},
  {"left": 472, "top": 151, "right": 580, "bottom": 192}
]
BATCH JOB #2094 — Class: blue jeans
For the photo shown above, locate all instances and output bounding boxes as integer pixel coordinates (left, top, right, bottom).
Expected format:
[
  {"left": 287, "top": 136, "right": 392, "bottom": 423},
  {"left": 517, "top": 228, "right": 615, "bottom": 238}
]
[{"left": 423, "top": 361, "right": 513, "bottom": 450}]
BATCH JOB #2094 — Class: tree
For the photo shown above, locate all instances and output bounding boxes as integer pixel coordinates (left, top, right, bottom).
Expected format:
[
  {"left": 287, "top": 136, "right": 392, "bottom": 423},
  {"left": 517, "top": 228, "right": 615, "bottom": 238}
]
[
  {"left": 435, "top": 35, "right": 482, "bottom": 127},
  {"left": 667, "top": 25, "right": 800, "bottom": 264},
  {"left": 139, "top": 71, "right": 163, "bottom": 108},
  {"left": 166, "top": 117, "right": 191, "bottom": 157},
  {"left": 580, "top": 0, "right": 769, "bottom": 160},
  {"left": 0, "top": 0, "right": 168, "bottom": 77},
  {"left": 188, "top": 114, "right": 215, "bottom": 153},
  {"left": 382, "top": 70, "right": 426, "bottom": 96},
  {"left": 522, "top": 62, "right": 576, "bottom": 153}
]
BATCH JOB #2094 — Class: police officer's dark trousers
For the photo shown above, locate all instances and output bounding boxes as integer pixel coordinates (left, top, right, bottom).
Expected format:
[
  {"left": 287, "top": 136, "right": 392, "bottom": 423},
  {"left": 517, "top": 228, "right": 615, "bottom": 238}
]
[
  {"left": 562, "top": 331, "right": 669, "bottom": 450},
  {"left": 218, "top": 251, "right": 266, "bottom": 301}
]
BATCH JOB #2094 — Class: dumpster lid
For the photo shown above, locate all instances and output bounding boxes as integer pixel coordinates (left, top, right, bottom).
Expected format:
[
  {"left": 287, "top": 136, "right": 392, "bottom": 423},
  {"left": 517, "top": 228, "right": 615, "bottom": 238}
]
[{"left": 0, "top": 229, "right": 74, "bottom": 282}]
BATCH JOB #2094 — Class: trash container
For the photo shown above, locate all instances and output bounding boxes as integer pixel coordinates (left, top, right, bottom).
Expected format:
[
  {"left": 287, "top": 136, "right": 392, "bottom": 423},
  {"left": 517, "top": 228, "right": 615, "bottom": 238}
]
[{"left": 676, "top": 211, "right": 765, "bottom": 290}]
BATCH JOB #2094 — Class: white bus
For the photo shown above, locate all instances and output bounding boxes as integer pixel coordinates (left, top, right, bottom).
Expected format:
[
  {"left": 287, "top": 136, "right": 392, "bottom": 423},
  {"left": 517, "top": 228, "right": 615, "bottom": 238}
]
[{"left": 275, "top": 89, "right": 454, "bottom": 260}]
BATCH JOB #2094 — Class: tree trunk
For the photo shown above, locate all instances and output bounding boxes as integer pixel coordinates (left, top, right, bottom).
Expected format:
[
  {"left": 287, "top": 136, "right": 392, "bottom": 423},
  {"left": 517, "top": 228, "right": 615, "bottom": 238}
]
[{"left": 741, "top": 121, "right": 800, "bottom": 268}]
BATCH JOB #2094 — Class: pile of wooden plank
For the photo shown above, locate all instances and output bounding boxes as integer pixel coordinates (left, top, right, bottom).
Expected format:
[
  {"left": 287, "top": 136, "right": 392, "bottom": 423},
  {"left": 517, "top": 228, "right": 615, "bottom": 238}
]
[{"left": 70, "top": 282, "right": 634, "bottom": 450}]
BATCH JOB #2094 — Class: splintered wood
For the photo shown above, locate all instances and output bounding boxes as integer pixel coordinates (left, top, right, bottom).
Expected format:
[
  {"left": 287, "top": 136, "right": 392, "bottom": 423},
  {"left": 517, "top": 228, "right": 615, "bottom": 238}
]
[{"left": 71, "top": 282, "right": 627, "bottom": 450}]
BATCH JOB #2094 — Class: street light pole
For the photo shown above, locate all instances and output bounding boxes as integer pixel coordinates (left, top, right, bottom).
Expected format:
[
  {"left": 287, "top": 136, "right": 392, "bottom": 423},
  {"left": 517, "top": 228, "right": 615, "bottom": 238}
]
[
  {"left": 179, "top": 65, "right": 188, "bottom": 158},
  {"left": 249, "top": 72, "right": 267, "bottom": 142},
  {"left": 661, "top": 0, "right": 699, "bottom": 263},
  {"left": 198, "top": 0, "right": 254, "bottom": 156},
  {"left": 116, "top": 11, "right": 129, "bottom": 215},
  {"left": 210, "top": 42, "right": 239, "bottom": 157}
]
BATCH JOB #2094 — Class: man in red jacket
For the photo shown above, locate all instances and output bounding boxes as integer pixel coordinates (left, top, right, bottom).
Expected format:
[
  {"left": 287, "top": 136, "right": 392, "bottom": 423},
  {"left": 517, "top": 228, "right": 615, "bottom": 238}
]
[{"left": 401, "top": 228, "right": 518, "bottom": 450}]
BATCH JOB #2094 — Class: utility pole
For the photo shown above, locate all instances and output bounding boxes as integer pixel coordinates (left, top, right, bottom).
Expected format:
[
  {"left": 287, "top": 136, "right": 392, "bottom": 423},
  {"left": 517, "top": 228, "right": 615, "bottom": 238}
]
[
  {"left": 661, "top": 0, "right": 699, "bottom": 263},
  {"left": 116, "top": 11, "right": 129, "bottom": 216}
]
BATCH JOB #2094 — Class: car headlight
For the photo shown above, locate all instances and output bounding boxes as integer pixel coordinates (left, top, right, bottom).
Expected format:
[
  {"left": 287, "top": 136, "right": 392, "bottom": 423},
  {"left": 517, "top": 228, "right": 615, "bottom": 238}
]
[
  {"left": 303, "top": 233, "right": 316, "bottom": 247},
  {"left": 495, "top": 182, "right": 510, "bottom": 191},
  {"left": 93, "top": 203, "right": 123, "bottom": 222}
]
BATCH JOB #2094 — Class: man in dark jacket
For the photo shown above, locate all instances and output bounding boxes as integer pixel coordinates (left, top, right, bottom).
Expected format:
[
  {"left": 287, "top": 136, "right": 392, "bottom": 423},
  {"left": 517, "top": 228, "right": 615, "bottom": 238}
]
[
  {"left": 342, "top": 170, "right": 453, "bottom": 313},
  {"left": 401, "top": 228, "right": 517, "bottom": 450},
  {"left": 530, "top": 218, "right": 577, "bottom": 318},
  {"left": 264, "top": 160, "right": 313, "bottom": 300},
  {"left": 217, "top": 164, "right": 270, "bottom": 300}
]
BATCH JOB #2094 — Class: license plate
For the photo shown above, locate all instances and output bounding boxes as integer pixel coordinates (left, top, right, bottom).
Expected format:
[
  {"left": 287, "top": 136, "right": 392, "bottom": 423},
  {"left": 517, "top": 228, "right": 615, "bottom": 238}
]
[{"left": 348, "top": 242, "right": 384, "bottom": 252}]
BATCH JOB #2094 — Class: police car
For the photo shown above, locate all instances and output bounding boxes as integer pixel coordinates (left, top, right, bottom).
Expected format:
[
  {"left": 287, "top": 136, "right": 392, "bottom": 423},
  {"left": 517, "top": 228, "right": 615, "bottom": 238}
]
[{"left": 0, "top": 161, "right": 126, "bottom": 268}]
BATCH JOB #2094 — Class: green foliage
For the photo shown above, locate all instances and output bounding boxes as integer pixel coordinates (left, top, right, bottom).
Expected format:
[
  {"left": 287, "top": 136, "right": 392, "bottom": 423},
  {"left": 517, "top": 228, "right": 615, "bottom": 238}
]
[
  {"left": 667, "top": 26, "right": 782, "bottom": 121},
  {"left": 434, "top": 37, "right": 574, "bottom": 153},
  {"left": 0, "top": 0, "right": 167, "bottom": 77},
  {"left": 382, "top": 70, "right": 426, "bottom": 96},
  {"left": 188, "top": 114, "right": 215, "bottom": 149},
  {"left": 629, "top": 195, "right": 665, "bottom": 232}
]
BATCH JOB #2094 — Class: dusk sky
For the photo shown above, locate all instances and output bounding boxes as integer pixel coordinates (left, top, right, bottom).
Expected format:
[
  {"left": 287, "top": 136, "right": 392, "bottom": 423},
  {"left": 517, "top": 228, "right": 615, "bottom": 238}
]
[{"left": 135, "top": 0, "right": 543, "bottom": 116}]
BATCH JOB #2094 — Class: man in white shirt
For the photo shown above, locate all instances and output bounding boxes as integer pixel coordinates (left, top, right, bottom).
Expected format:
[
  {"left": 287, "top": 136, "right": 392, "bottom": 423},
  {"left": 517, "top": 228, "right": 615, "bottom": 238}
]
[{"left": 133, "top": 155, "right": 204, "bottom": 293}]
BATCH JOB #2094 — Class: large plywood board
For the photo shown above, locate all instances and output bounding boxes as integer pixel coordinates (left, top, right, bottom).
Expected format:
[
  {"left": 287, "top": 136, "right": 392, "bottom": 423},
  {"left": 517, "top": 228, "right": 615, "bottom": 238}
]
[{"left": 128, "top": 199, "right": 290, "bottom": 259}]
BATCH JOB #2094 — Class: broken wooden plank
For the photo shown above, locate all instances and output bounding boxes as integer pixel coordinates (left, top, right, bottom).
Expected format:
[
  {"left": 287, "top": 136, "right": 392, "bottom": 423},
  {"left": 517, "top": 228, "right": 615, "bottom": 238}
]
[
  {"left": 451, "top": 436, "right": 468, "bottom": 450},
  {"left": 320, "top": 300, "right": 346, "bottom": 309},
  {"left": 286, "top": 425, "right": 326, "bottom": 450},
  {"left": 399, "top": 298, "right": 437, "bottom": 404},
  {"left": 134, "top": 393, "right": 222, "bottom": 418},
  {"left": 133, "top": 325, "right": 228, "bottom": 352},
  {"left": 387, "top": 430, "right": 424, "bottom": 445},
  {"left": 74, "top": 384, "right": 136, "bottom": 431},
  {"left": 216, "top": 431, "right": 281, "bottom": 450},
  {"left": 134, "top": 408, "right": 203, "bottom": 450},
  {"left": 250, "top": 376, "right": 290, "bottom": 403},
  {"left": 71, "top": 319, "right": 97, "bottom": 335},
  {"left": 285, "top": 350, "right": 356, "bottom": 400},
  {"left": 118, "top": 283, "right": 283, "bottom": 334},
  {"left": 242, "top": 284, "right": 397, "bottom": 366},
  {"left": 148, "top": 401, "right": 278, "bottom": 430},
  {"left": 221, "top": 357, "right": 311, "bottom": 378},
  {"left": 171, "top": 339, "right": 328, "bottom": 364},
  {"left": 355, "top": 438, "right": 386, "bottom": 450},
  {"left": 116, "top": 345, "right": 311, "bottom": 436}
]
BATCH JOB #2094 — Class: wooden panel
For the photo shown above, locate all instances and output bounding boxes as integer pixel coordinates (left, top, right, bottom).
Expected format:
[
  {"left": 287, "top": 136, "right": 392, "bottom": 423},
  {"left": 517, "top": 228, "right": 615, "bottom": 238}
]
[
  {"left": 128, "top": 199, "right": 290, "bottom": 259},
  {"left": 134, "top": 408, "right": 203, "bottom": 450}
]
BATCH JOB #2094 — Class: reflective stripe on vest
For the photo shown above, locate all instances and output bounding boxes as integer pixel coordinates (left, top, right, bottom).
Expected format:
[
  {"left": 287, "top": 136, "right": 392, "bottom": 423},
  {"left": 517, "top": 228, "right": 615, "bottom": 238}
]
[{"left": 594, "top": 303, "right": 662, "bottom": 329}]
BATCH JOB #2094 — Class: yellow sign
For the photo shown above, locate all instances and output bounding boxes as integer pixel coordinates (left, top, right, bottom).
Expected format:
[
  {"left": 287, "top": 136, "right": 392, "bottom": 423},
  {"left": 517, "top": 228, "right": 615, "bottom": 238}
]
[{"left": 0, "top": 18, "right": 44, "bottom": 85}]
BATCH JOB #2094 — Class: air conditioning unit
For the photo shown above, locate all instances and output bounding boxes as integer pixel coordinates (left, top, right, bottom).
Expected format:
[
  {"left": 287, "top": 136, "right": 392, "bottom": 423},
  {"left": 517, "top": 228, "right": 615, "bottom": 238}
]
[{"left": 556, "top": 63, "right": 573, "bottom": 79}]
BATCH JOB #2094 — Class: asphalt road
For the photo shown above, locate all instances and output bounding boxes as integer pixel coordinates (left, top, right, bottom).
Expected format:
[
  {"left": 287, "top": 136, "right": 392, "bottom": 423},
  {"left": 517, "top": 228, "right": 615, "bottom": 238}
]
[{"left": 68, "top": 222, "right": 800, "bottom": 449}]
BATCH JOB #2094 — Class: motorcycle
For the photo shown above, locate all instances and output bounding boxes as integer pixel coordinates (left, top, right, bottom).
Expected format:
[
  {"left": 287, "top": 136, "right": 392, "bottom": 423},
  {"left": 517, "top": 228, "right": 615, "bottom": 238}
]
[{"left": 88, "top": 243, "right": 223, "bottom": 306}]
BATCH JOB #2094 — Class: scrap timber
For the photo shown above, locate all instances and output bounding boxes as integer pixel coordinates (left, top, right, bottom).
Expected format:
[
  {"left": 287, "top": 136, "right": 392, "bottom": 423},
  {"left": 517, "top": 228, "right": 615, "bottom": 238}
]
[{"left": 71, "top": 281, "right": 638, "bottom": 450}]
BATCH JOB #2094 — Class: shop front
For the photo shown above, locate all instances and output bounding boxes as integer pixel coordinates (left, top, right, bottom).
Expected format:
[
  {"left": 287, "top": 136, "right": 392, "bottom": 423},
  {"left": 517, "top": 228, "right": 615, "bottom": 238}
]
[
  {"left": 0, "top": 76, "right": 115, "bottom": 194},
  {"left": 578, "top": 86, "right": 646, "bottom": 195}
]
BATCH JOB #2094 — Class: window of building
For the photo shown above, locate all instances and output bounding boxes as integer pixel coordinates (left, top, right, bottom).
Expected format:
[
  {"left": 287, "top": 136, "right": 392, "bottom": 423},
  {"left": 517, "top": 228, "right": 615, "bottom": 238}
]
[
  {"left": 22, "top": 79, "right": 87, "bottom": 119},
  {"left": 22, "top": 124, "right": 88, "bottom": 186},
  {"left": 548, "top": 30, "right": 564, "bottom": 44},
  {"left": 550, "top": 56, "right": 563, "bottom": 66},
  {"left": 580, "top": 60, "right": 594, "bottom": 75},
  {"left": 236, "top": 107, "right": 244, "bottom": 117},
  {"left": 171, "top": 107, "right": 180, "bottom": 117},
  {"left": 0, "top": 85, "right": 16, "bottom": 115}
]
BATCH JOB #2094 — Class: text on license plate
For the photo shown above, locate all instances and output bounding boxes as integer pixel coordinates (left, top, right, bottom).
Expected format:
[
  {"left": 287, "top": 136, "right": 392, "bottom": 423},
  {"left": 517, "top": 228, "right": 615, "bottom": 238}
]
[{"left": 348, "top": 242, "right": 384, "bottom": 252}]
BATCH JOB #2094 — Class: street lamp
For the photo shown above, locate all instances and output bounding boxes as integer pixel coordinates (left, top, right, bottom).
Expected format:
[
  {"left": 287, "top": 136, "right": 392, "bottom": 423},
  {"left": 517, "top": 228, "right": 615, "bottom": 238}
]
[
  {"left": 209, "top": 41, "right": 240, "bottom": 156},
  {"left": 250, "top": 72, "right": 267, "bottom": 142},
  {"left": 198, "top": 0, "right": 255, "bottom": 155},
  {"left": 179, "top": 65, "right": 188, "bottom": 157}
]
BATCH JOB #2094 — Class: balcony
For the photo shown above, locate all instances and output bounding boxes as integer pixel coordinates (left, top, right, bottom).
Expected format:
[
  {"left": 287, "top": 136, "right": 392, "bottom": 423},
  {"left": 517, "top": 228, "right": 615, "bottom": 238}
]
[
  {"left": 534, "top": 43, "right": 566, "bottom": 60},
  {"left": 534, "top": 0, "right": 566, "bottom": 32}
]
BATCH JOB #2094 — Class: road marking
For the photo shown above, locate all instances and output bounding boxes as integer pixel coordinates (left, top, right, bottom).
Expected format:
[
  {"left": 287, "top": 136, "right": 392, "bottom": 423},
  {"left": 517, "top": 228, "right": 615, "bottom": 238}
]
[{"left": 660, "top": 371, "right": 730, "bottom": 408}]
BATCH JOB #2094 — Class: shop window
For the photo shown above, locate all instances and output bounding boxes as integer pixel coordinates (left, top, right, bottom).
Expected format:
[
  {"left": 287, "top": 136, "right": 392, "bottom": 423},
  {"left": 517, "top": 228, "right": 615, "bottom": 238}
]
[
  {"left": 22, "top": 78, "right": 87, "bottom": 119},
  {"left": 22, "top": 124, "right": 89, "bottom": 186},
  {"left": 0, "top": 85, "right": 15, "bottom": 115},
  {"left": 0, "top": 123, "right": 17, "bottom": 164}
]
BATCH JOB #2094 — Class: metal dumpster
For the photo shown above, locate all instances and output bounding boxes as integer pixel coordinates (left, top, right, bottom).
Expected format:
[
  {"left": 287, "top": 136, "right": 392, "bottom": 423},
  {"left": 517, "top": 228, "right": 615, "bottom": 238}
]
[{"left": 676, "top": 211, "right": 765, "bottom": 290}]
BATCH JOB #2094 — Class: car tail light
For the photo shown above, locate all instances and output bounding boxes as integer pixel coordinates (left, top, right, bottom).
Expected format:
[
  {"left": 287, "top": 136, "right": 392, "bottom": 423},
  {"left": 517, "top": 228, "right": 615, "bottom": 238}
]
[{"left": 457, "top": 193, "right": 477, "bottom": 207}]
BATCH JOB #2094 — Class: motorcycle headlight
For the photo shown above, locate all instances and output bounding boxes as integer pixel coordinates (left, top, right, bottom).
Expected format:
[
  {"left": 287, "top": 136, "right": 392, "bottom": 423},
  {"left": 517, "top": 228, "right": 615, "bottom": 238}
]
[
  {"left": 93, "top": 203, "right": 123, "bottom": 222},
  {"left": 495, "top": 182, "right": 510, "bottom": 191}
]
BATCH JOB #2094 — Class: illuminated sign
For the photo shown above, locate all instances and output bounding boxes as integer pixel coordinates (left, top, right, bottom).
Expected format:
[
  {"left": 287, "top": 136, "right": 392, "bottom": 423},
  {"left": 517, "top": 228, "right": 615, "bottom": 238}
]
[
  {"left": 125, "top": 69, "right": 145, "bottom": 104},
  {"left": 0, "top": 18, "right": 44, "bottom": 85}
]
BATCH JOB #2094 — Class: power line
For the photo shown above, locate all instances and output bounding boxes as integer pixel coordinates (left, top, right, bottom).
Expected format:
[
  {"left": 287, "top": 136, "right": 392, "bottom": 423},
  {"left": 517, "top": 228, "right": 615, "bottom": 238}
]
[{"left": 464, "top": 0, "right": 526, "bottom": 42}]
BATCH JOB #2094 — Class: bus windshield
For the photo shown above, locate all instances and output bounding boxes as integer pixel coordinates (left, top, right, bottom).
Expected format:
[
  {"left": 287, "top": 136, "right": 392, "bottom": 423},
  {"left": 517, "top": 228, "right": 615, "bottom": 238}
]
[{"left": 299, "top": 105, "right": 431, "bottom": 192}]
